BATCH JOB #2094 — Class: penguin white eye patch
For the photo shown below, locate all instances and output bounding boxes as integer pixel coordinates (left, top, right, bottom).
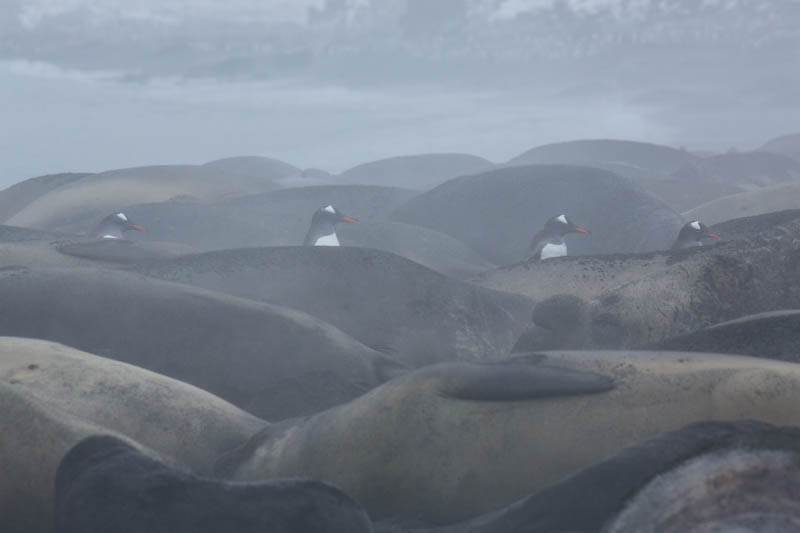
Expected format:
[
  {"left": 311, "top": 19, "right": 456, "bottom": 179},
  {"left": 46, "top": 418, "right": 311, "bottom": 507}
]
[
  {"left": 556, "top": 214, "right": 568, "bottom": 224},
  {"left": 690, "top": 220, "right": 701, "bottom": 230},
  {"left": 116, "top": 213, "right": 128, "bottom": 221},
  {"left": 324, "top": 205, "right": 336, "bottom": 214}
]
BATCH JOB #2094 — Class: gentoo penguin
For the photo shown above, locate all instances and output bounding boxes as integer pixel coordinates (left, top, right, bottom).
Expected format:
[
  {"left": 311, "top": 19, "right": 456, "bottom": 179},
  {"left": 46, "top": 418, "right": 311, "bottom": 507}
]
[
  {"left": 92, "top": 212, "right": 147, "bottom": 240},
  {"left": 671, "top": 220, "right": 720, "bottom": 250},
  {"left": 526, "top": 214, "right": 589, "bottom": 262},
  {"left": 302, "top": 205, "right": 357, "bottom": 246}
]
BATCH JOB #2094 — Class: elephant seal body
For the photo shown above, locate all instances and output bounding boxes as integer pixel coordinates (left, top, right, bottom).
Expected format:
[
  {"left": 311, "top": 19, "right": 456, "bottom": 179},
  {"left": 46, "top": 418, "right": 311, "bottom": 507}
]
[
  {"left": 392, "top": 164, "right": 683, "bottom": 264},
  {"left": 0, "top": 172, "right": 90, "bottom": 223},
  {"left": 606, "top": 448, "right": 800, "bottom": 532},
  {"left": 482, "top": 215, "right": 800, "bottom": 349},
  {"left": 119, "top": 185, "right": 417, "bottom": 250},
  {"left": 217, "top": 350, "right": 800, "bottom": 524},
  {"left": 0, "top": 267, "right": 403, "bottom": 420},
  {"left": 137, "top": 247, "right": 532, "bottom": 367},
  {"left": 0, "top": 378, "right": 157, "bottom": 533},
  {"left": 6, "top": 164, "right": 278, "bottom": 231},
  {"left": 55, "top": 436, "right": 373, "bottom": 533},
  {"left": 0, "top": 337, "right": 265, "bottom": 472},
  {"left": 506, "top": 139, "right": 696, "bottom": 177},
  {"left": 375, "top": 420, "right": 800, "bottom": 533},
  {"left": 684, "top": 180, "right": 800, "bottom": 225},
  {"left": 652, "top": 310, "right": 800, "bottom": 363},
  {"left": 336, "top": 153, "right": 493, "bottom": 190},
  {"left": 0, "top": 224, "right": 193, "bottom": 269},
  {"left": 337, "top": 220, "right": 497, "bottom": 279}
]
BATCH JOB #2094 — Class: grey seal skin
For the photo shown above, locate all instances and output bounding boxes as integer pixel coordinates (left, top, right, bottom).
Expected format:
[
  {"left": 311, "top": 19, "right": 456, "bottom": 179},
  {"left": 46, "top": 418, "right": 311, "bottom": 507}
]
[
  {"left": 0, "top": 171, "right": 90, "bottom": 223},
  {"left": 708, "top": 208, "right": 800, "bottom": 241},
  {"left": 6, "top": 164, "right": 279, "bottom": 231},
  {"left": 216, "top": 350, "right": 800, "bottom": 524},
  {"left": 0, "top": 267, "right": 404, "bottom": 420},
  {"left": 650, "top": 310, "right": 800, "bottom": 363},
  {"left": 73, "top": 185, "right": 497, "bottom": 278},
  {"left": 136, "top": 247, "right": 533, "bottom": 367},
  {"left": 683, "top": 180, "right": 800, "bottom": 225},
  {"left": 391, "top": 164, "right": 684, "bottom": 265},
  {"left": 55, "top": 436, "right": 374, "bottom": 533},
  {"left": 506, "top": 139, "right": 698, "bottom": 177},
  {"left": 0, "top": 337, "right": 265, "bottom": 474},
  {"left": 91, "top": 185, "right": 506, "bottom": 278},
  {"left": 335, "top": 152, "right": 494, "bottom": 190},
  {"left": 0, "top": 372, "right": 173, "bottom": 533},
  {"left": 374, "top": 420, "right": 800, "bottom": 533},
  {"left": 110, "top": 184, "right": 418, "bottom": 250},
  {"left": 480, "top": 215, "right": 800, "bottom": 349},
  {"left": 55, "top": 238, "right": 196, "bottom": 265},
  {"left": 0, "top": 224, "right": 69, "bottom": 243},
  {"left": 337, "top": 220, "right": 497, "bottom": 279},
  {"left": 0, "top": 222, "right": 194, "bottom": 268}
]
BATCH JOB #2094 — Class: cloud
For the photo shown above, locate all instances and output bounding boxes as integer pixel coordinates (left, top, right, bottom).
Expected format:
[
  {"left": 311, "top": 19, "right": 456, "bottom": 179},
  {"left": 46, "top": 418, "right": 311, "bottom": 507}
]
[{"left": 18, "top": 0, "right": 327, "bottom": 30}]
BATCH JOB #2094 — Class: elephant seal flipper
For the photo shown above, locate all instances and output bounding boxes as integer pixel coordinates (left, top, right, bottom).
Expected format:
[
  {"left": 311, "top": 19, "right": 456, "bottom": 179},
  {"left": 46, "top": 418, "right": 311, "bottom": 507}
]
[
  {"left": 432, "top": 359, "right": 615, "bottom": 402},
  {"left": 430, "top": 420, "right": 782, "bottom": 533},
  {"left": 55, "top": 435, "right": 375, "bottom": 533}
]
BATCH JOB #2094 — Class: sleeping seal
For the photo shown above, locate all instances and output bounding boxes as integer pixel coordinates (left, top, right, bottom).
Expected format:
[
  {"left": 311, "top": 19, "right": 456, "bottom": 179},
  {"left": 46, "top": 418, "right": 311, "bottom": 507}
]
[
  {"left": 55, "top": 435, "right": 373, "bottom": 533},
  {"left": 217, "top": 350, "right": 800, "bottom": 524}
]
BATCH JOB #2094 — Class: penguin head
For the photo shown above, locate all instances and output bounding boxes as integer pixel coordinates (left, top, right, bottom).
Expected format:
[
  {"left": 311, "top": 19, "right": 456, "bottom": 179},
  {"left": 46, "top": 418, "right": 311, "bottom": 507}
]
[
  {"left": 313, "top": 205, "right": 357, "bottom": 226},
  {"left": 544, "top": 214, "right": 589, "bottom": 236},
  {"left": 111, "top": 212, "right": 147, "bottom": 233},
  {"left": 96, "top": 212, "right": 147, "bottom": 239},
  {"left": 679, "top": 220, "right": 719, "bottom": 244}
]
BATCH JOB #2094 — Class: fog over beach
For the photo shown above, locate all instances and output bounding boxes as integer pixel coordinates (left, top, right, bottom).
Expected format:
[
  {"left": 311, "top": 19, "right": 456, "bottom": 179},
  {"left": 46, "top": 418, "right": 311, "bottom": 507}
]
[{"left": 3, "top": 0, "right": 799, "bottom": 183}]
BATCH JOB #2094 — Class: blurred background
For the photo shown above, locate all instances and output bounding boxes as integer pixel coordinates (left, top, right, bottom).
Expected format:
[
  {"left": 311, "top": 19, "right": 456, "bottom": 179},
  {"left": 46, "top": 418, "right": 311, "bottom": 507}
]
[{"left": 2, "top": 0, "right": 799, "bottom": 185}]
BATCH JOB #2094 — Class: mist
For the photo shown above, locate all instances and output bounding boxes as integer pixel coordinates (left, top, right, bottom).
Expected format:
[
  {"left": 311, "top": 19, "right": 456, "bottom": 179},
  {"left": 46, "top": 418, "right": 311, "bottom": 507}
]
[
  {"left": 3, "top": 0, "right": 800, "bottom": 182},
  {"left": 4, "top": 2, "right": 800, "bottom": 533}
]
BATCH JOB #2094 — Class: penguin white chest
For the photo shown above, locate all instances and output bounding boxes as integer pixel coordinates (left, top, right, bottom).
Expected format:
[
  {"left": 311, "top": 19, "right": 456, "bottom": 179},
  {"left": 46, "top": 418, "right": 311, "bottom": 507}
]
[
  {"left": 313, "top": 232, "right": 340, "bottom": 246},
  {"left": 540, "top": 242, "right": 567, "bottom": 260}
]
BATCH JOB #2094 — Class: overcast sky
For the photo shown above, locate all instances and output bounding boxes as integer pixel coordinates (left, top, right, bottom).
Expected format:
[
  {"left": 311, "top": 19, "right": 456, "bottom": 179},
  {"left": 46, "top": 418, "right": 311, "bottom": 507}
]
[{"left": 2, "top": 0, "right": 799, "bottom": 185}]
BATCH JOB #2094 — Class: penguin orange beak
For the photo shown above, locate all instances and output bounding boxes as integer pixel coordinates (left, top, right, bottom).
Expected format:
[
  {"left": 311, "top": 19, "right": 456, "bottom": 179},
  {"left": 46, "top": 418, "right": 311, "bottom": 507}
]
[
  {"left": 574, "top": 227, "right": 589, "bottom": 234},
  {"left": 129, "top": 224, "right": 147, "bottom": 232},
  {"left": 704, "top": 233, "right": 720, "bottom": 239},
  {"left": 340, "top": 217, "right": 357, "bottom": 223}
]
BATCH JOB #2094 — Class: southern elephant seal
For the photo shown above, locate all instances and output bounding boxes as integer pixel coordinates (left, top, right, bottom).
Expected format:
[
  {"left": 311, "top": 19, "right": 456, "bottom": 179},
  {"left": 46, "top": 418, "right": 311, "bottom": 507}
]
[
  {"left": 0, "top": 267, "right": 403, "bottom": 420},
  {"left": 0, "top": 379, "right": 159, "bottom": 533},
  {"left": 391, "top": 164, "right": 684, "bottom": 264},
  {"left": 650, "top": 309, "right": 800, "bottom": 363},
  {"left": 335, "top": 153, "right": 494, "bottom": 190},
  {"left": 6, "top": 164, "right": 279, "bottom": 231},
  {"left": 0, "top": 336, "right": 265, "bottom": 473},
  {"left": 486, "top": 215, "right": 800, "bottom": 350},
  {"left": 375, "top": 420, "right": 800, "bottom": 532},
  {"left": 217, "top": 350, "right": 800, "bottom": 524},
  {"left": 506, "top": 139, "right": 697, "bottom": 177},
  {"left": 55, "top": 435, "right": 373, "bottom": 533},
  {"left": 136, "top": 247, "right": 533, "bottom": 367}
]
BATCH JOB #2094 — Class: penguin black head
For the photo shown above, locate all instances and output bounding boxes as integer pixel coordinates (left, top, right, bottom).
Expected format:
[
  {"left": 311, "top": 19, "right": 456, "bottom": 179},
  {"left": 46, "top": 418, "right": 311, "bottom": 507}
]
[
  {"left": 312, "top": 205, "right": 357, "bottom": 226},
  {"left": 94, "top": 212, "right": 147, "bottom": 240},
  {"left": 543, "top": 214, "right": 589, "bottom": 236},
  {"left": 303, "top": 205, "right": 357, "bottom": 246},
  {"left": 526, "top": 214, "right": 589, "bottom": 262},
  {"left": 671, "top": 220, "right": 719, "bottom": 250}
]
